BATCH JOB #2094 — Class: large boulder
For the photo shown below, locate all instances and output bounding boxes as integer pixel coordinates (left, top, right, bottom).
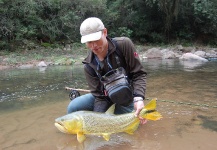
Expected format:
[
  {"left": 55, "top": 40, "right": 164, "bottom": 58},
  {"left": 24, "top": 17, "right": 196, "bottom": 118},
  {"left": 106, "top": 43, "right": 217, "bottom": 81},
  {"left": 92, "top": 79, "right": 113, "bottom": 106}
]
[
  {"left": 161, "top": 49, "right": 176, "bottom": 59},
  {"left": 206, "top": 50, "right": 217, "bottom": 58},
  {"left": 179, "top": 53, "right": 208, "bottom": 70},
  {"left": 194, "top": 51, "right": 206, "bottom": 57},
  {"left": 179, "top": 53, "right": 208, "bottom": 62},
  {"left": 145, "top": 48, "right": 162, "bottom": 59}
]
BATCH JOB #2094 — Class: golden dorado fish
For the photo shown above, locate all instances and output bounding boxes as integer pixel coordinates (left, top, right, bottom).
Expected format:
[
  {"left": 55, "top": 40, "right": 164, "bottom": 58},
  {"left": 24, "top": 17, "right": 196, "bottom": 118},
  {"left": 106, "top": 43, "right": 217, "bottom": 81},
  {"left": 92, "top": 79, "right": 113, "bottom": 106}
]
[{"left": 54, "top": 99, "right": 162, "bottom": 143}]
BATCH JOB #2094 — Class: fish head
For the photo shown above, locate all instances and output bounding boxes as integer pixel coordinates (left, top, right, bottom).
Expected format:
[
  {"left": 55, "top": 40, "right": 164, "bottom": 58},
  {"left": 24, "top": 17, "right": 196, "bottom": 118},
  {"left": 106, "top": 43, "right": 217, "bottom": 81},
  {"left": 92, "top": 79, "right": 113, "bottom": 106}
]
[{"left": 55, "top": 113, "right": 83, "bottom": 134}]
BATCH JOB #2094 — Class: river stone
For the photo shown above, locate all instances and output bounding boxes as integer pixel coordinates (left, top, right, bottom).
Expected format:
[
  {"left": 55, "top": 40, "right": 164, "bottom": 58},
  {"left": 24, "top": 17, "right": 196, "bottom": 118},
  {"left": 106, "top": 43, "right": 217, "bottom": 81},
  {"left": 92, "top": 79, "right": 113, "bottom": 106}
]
[
  {"left": 161, "top": 49, "right": 176, "bottom": 59},
  {"left": 179, "top": 53, "right": 208, "bottom": 62},
  {"left": 37, "top": 61, "right": 47, "bottom": 67},
  {"left": 145, "top": 48, "right": 163, "bottom": 58},
  {"left": 194, "top": 51, "right": 206, "bottom": 57},
  {"left": 206, "top": 50, "right": 217, "bottom": 57}
]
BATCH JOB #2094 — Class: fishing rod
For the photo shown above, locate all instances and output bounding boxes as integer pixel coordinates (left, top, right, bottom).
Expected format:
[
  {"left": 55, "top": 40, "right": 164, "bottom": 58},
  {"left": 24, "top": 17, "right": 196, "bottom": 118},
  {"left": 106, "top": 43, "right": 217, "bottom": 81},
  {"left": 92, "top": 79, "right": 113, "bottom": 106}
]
[
  {"left": 65, "top": 87, "right": 90, "bottom": 100},
  {"left": 65, "top": 87, "right": 91, "bottom": 92},
  {"left": 65, "top": 87, "right": 217, "bottom": 108}
]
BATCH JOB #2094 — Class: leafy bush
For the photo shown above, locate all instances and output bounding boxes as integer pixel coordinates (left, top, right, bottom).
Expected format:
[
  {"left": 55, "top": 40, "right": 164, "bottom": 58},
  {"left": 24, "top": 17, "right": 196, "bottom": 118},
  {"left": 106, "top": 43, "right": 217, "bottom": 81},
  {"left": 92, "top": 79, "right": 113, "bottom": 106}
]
[{"left": 0, "top": 0, "right": 217, "bottom": 52}]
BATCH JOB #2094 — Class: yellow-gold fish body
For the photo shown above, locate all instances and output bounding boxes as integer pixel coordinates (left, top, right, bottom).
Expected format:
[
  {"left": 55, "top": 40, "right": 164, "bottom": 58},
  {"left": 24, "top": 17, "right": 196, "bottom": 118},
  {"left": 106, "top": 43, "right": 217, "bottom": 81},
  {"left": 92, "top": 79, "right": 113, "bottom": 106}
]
[{"left": 54, "top": 98, "right": 162, "bottom": 143}]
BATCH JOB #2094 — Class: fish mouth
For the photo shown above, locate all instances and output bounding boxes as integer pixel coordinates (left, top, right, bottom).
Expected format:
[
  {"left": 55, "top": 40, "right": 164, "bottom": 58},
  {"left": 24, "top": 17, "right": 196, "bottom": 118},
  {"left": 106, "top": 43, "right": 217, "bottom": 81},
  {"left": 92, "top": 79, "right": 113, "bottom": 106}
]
[{"left": 54, "top": 122, "right": 69, "bottom": 134}]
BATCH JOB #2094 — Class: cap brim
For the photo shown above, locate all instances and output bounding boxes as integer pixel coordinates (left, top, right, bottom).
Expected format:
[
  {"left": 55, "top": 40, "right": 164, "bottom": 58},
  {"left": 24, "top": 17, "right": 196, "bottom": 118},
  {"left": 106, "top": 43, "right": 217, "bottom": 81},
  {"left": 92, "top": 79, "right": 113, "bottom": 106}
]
[{"left": 81, "top": 31, "right": 102, "bottom": 43}]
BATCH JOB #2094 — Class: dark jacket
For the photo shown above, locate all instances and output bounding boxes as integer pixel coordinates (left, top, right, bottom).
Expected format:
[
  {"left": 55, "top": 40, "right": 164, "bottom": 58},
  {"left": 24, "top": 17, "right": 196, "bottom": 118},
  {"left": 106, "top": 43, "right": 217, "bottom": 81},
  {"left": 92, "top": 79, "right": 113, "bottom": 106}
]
[{"left": 82, "top": 37, "right": 147, "bottom": 112}]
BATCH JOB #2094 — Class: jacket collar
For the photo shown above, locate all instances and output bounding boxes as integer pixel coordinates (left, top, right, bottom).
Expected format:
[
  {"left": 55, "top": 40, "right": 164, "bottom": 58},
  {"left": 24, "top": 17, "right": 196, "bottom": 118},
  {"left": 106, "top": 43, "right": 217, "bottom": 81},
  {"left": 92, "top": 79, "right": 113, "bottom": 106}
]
[{"left": 82, "top": 37, "right": 116, "bottom": 64}]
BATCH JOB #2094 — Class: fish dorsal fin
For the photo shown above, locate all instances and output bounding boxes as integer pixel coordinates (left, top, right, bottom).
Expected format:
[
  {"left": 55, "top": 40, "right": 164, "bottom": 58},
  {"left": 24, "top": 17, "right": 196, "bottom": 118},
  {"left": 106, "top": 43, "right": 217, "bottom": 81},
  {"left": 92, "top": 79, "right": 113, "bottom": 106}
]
[
  {"left": 144, "top": 98, "right": 157, "bottom": 111},
  {"left": 105, "top": 104, "right": 115, "bottom": 115},
  {"left": 102, "top": 133, "right": 111, "bottom": 141}
]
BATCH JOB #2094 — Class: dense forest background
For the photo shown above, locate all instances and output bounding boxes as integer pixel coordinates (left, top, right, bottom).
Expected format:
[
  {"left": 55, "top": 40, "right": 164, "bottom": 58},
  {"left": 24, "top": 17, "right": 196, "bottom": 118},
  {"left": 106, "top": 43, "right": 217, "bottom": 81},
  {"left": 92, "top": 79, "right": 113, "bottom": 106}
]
[{"left": 0, "top": 0, "right": 217, "bottom": 51}]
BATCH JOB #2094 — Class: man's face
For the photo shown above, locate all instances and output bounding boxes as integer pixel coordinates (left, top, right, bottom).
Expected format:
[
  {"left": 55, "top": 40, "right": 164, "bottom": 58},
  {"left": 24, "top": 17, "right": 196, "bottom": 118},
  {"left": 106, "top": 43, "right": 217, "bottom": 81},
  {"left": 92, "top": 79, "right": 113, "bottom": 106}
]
[{"left": 86, "top": 29, "right": 108, "bottom": 56}]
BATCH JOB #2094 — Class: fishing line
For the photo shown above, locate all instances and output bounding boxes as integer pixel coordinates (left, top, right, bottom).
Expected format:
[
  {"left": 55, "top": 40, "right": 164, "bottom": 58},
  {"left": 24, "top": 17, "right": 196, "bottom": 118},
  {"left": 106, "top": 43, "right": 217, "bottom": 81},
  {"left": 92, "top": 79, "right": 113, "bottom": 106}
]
[
  {"left": 145, "top": 98, "right": 217, "bottom": 109},
  {"left": 65, "top": 87, "right": 217, "bottom": 108}
]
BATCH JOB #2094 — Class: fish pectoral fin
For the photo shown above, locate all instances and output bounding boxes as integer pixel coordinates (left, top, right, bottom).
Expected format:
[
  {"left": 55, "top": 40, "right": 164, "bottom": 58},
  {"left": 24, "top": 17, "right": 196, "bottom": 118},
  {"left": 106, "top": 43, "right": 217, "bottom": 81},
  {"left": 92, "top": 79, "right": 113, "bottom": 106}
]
[
  {"left": 105, "top": 104, "right": 115, "bottom": 115},
  {"left": 77, "top": 132, "right": 86, "bottom": 143},
  {"left": 102, "top": 133, "right": 111, "bottom": 141}
]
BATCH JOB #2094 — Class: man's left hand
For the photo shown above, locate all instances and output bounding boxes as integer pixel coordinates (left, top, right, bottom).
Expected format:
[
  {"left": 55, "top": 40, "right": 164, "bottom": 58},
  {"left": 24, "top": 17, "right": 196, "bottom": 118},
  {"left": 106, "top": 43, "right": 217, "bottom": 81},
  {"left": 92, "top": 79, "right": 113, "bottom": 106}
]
[{"left": 134, "top": 100, "right": 147, "bottom": 125}]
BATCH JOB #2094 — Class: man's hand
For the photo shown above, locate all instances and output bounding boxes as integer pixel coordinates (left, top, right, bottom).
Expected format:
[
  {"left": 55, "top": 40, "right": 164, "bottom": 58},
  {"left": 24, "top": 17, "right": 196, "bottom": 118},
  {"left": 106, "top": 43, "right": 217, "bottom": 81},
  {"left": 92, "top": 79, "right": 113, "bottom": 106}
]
[{"left": 134, "top": 98, "right": 147, "bottom": 125}]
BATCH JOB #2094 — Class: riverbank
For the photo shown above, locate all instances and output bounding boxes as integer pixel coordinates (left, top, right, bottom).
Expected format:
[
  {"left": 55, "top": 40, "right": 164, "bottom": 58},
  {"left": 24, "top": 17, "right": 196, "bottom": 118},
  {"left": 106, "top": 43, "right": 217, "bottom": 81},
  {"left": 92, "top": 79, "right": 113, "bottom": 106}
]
[
  {"left": 0, "top": 45, "right": 87, "bottom": 70},
  {"left": 0, "top": 44, "right": 216, "bottom": 70}
]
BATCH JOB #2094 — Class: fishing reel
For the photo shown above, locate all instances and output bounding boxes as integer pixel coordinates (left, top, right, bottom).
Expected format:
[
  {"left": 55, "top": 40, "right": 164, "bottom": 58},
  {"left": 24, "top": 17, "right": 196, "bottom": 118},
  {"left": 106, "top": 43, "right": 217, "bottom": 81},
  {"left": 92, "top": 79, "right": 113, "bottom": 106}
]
[{"left": 69, "top": 90, "right": 80, "bottom": 101}]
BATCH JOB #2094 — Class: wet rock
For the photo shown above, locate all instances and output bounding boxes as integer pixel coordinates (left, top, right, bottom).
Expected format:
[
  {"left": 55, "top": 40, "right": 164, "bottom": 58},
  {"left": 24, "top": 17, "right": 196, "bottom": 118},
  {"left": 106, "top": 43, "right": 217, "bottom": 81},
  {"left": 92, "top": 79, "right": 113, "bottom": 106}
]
[
  {"left": 145, "top": 48, "right": 163, "bottom": 58},
  {"left": 194, "top": 51, "right": 206, "bottom": 57},
  {"left": 179, "top": 53, "right": 208, "bottom": 62},
  {"left": 37, "top": 61, "right": 47, "bottom": 67},
  {"left": 161, "top": 49, "right": 176, "bottom": 59},
  {"left": 178, "top": 47, "right": 195, "bottom": 53},
  {"left": 206, "top": 50, "right": 217, "bottom": 58}
]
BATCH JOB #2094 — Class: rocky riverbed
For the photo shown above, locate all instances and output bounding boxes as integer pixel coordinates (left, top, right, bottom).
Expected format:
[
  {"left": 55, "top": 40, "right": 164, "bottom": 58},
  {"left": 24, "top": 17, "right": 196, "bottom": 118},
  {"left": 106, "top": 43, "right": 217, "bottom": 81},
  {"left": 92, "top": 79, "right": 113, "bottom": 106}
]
[
  {"left": 0, "top": 45, "right": 216, "bottom": 70},
  {"left": 141, "top": 45, "right": 217, "bottom": 60}
]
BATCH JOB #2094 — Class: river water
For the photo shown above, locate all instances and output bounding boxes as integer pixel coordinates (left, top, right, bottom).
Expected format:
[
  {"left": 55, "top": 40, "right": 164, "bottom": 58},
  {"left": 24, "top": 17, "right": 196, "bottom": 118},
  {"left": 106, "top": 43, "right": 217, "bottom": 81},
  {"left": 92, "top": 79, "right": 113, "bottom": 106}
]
[{"left": 0, "top": 59, "right": 217, "bottom": 150}]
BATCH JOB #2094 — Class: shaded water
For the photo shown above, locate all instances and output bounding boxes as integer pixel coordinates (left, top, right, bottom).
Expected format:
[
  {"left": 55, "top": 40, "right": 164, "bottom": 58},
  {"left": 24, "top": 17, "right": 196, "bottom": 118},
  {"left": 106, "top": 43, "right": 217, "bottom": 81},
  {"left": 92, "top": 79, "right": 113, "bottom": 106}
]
[{"left": 0, "top": 59, "right": 217, "bottom": 150}]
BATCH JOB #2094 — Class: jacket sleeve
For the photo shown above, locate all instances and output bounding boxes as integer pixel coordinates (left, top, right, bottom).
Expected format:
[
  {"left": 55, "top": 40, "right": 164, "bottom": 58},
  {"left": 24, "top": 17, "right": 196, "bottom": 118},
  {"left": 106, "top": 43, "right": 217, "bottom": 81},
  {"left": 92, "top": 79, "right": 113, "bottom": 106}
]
[
  {"left": 83, "top": 64, "right": 111, "bottom": 112},
  {"left": 117, "top": 37, "right": 147, "bottom": 99}
]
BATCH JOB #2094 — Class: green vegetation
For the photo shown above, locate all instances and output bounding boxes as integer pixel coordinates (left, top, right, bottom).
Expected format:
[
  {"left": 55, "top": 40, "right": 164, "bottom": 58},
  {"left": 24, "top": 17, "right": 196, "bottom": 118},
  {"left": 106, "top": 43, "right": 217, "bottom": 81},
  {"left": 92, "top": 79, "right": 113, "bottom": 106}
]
[{"left": 0, "top": 0, "right": 217, "bottom": 52}]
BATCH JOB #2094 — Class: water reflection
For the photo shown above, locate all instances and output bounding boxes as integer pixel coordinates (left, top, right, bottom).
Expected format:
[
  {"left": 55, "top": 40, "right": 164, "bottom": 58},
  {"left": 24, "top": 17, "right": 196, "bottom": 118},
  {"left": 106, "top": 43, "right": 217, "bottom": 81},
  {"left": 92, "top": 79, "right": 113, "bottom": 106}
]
[
  {"left": 179, "top": 60, "right": 207, "bottom": 71},
  {"left": 55, "top": 134, "right": 134, "bottom": 150},
  {"left": 0, "top": 60, "right": 217, "bottom": 150},
  {"left": 0, "top": 65, "right": 87, "bottom": 112},
  {"left": 143, "top": 59, "right": 177, "bottom": 70}
]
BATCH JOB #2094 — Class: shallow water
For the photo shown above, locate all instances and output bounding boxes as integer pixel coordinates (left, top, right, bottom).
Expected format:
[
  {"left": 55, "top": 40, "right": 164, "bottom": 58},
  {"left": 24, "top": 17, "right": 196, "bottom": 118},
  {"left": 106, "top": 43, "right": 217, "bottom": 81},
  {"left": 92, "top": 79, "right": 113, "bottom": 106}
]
[{"left": 0, "top": 59, "right": 217, "bottom": 150}]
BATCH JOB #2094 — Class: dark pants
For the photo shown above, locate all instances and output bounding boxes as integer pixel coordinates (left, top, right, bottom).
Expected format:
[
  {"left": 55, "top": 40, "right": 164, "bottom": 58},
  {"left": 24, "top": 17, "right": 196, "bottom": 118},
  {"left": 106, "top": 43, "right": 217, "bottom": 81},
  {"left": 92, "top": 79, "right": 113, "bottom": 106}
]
[{"left": 67, "top": 93, "right": 134, "bottom": 114}]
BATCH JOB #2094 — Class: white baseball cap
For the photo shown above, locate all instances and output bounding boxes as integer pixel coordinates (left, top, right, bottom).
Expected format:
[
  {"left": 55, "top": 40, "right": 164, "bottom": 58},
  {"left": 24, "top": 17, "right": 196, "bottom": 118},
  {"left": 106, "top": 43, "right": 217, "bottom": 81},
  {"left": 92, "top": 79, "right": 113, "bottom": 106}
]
[{"left": 80, "top": 17, "right": 105, "bottom": 43}]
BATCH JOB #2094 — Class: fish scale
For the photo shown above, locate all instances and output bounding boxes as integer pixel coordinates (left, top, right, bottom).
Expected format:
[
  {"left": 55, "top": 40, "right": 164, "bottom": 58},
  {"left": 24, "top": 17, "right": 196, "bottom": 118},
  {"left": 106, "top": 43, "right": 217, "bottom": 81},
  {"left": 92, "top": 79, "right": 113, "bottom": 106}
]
[
  {"left": 80, "top": 112, "right": 137, "bottom": 134},
  {"left": 55, "top": 99, "right": 162, "bottom": 143}
]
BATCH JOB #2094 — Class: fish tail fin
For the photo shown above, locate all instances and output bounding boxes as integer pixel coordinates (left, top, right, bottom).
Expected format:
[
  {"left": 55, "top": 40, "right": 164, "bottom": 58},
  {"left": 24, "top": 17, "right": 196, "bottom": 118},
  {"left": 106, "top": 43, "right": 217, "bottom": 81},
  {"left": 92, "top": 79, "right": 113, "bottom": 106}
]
[
  {"left": 141, "top": 98, "right": 163, "bottom": 121},
  {"left": 142, "top": 111, "right": 162, "bottom": 121},
  {"left": 144, "top": 98, "right": 157, "bottom": 110}
]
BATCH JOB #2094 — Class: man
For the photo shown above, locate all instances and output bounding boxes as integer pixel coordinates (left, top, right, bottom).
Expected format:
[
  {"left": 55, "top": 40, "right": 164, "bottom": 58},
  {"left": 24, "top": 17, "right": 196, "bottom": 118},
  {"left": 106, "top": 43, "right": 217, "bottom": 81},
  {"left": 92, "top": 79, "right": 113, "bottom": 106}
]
[{"left": 67, "top": 17, "right": 147, "bottom": 124}]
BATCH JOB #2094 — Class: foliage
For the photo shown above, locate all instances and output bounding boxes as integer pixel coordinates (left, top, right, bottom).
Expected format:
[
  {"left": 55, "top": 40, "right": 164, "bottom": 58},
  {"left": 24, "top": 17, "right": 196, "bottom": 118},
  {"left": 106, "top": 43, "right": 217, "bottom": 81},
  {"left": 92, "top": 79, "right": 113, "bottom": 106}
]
[
  {"left": 0, "top": 0, "right": 217, "bottom": 51},
  {"left": 0, "top": 0, "right": 107, "bottom": 50},
  {"left": 109, "top": 27, "right": 133, "bottom": 37},
  {"left": 192, "top": 0, "right": 217, "bottom": 44}
]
